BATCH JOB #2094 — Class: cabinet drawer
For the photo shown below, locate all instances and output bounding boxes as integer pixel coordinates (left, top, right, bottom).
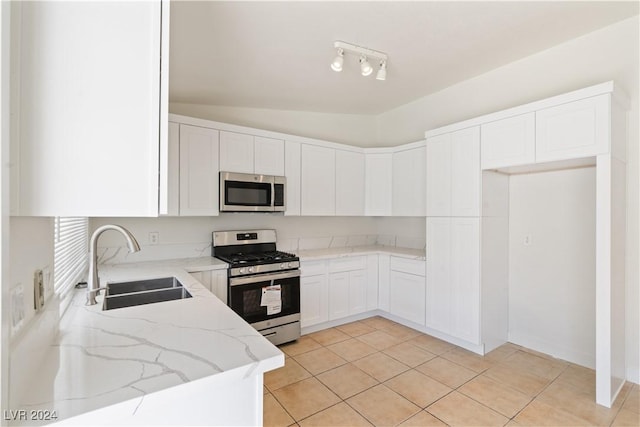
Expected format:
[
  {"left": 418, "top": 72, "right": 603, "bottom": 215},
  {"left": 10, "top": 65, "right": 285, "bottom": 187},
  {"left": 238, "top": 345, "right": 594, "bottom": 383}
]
[
  {"left": 301, "top": 260, "right": 327, "bottom": 276},
  {"left": 390, "top": 256, "right": 425, "bottom": 276},
  {"left": 328, "top": 256, "right": 366, "bottom": 273}
]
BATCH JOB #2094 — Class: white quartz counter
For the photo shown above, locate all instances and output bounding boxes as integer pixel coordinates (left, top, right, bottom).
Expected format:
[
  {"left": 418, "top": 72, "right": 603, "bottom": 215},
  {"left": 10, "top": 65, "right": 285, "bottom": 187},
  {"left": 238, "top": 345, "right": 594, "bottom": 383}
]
[
  {"left": 297, "top": 245, "right": 425, "bottom": 261},
  {"left": 15, "top": 257, "right": 283, "bottom": 425}
]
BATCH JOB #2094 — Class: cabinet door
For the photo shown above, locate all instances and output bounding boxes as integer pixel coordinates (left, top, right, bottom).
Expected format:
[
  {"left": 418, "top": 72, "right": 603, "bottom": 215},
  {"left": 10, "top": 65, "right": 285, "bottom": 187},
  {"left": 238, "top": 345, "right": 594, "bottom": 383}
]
[
  {"left": 393, "top": 146, "right": 426, "bottom": 216},
  {"left": 328, "top": 272, "right": 349, "bottom": 320},
  {"left": 378, "top": 254, "right": 390, "bottom": 312},
  {"left": 211, "top": 270, "right": 228, "bottom": 303},
  {"left": 426, "top": 218, "right": 451, "bottom": 333},
  {"left": 481, "top": 113, "right": 535, "bottom": 169},
  {"left": 450, "top": 218, "right": 480, "bottom": 344},
  {"left": 336, "top": 150, "right": 365, "bottom": 216},
  {"left": 301, "top": 144, "right": 336, "bottom": 215},
  {"left": 366, "top": 254, "right": 379, "bottom": 311},
  {"left": 536, "top": 94, "right": 609, "bottom": 162},
  {"left": 16, "top": 1, "right": 164, "bottom": 216},
  {"left": 389, "top": 271, "right": 426, "bottom": 325},
  {"left": 365, "top": 153, "right": 393, "bottom": 216},
  {"left": 254, "top": 136, "right": 285, "bottom": 176},
  {"left": 219, "top": 131, "right": 254, "bottom": 174},
  {"left": 301, "top": 274, "right": 329, "bottom": 328},
  {"left": 348, "top": 270, "right": 367, "bottom": 315},
  {"left": 451, "top": 127, "right": 480, "bottom": 217},
  {"left": 179, "top": 125, "right": 220, "bottom": 216},
  {"left": 426, "top": 134, "right": 452, "bottom": 216},
  {"left": 160, "top": 121, "right": 180, "bottom": 216},
  {"left": 284, "top": 140, "right": 301, "bottom": 216}
]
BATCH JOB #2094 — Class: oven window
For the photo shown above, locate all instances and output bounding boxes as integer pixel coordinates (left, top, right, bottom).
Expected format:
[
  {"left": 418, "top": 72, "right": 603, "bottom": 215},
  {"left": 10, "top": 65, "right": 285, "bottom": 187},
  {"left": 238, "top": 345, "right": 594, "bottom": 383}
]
[
  {"left": 225, "top": 181, "right": 271, "bottom": 206},
  {"left": 229, "top": 276, "right": 300, "bottom": 324}
]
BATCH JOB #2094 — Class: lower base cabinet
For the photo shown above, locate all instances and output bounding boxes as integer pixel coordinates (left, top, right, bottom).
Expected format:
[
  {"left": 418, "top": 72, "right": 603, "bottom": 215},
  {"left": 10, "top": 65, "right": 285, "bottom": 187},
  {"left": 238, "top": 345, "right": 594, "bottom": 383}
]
[
  {"left": 188, "top": 269, "right": 228, "bottom": 303},
  {"left": 389, "top": 270, "right": 426, "bottom": 325},
  {"left": 300, "top": 271, "right": 329, "bottom": 328}
]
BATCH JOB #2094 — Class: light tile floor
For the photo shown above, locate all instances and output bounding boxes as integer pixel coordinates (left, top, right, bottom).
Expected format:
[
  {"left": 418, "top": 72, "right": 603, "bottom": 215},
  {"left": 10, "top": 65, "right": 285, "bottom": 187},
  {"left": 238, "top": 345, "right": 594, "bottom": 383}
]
[{"left": 264, "top": 317, "right": 639, "bottom": 426}]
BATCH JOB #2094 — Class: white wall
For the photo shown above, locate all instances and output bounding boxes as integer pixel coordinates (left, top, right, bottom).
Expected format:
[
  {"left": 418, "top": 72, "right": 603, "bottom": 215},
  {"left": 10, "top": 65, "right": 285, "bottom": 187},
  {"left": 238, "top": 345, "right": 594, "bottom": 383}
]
[
  {"left": 508, "top": 168, "right": 596, "bottom": 369},
  {"left": 169, "top": 103, "right": 379, "bottom": 147},
  {"left": 8, "top": 217, "right": 58, "bottom": 407},
  {"left": 377, "top": 16, "right": 639, "bottom": 383}
]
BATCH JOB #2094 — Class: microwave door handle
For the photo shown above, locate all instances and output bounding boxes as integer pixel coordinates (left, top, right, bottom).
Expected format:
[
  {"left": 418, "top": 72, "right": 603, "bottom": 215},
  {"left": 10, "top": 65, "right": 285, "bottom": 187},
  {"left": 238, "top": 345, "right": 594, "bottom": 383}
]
[{"left": 270, "top": 179, "right": 275, "bottom": 211}]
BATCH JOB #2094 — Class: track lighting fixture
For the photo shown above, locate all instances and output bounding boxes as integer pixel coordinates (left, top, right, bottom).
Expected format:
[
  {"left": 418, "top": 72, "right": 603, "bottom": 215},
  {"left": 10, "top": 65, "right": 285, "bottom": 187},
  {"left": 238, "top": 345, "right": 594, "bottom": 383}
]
[
  {"left": 376, "top": 60, "right": 387, "bottom": 81},
  {"left": 331, "top": 41, "right": 388, "bottom": 81},
  {"left": 331, "top": 48, "right": 344, "bottom": 72},
  {"left": 360, "top": 56, "right": 373, "bottom": 76}
]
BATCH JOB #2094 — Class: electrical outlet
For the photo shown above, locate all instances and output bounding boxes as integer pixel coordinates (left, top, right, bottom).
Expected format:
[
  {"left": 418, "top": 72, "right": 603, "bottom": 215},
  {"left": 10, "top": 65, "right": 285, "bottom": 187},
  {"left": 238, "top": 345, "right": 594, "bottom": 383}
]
[
  {"left": 149, "top": 231, "right": 159, "bottom": 245},
  {"left": 524, "top": 234, "right": 532, "bottom": 246}
]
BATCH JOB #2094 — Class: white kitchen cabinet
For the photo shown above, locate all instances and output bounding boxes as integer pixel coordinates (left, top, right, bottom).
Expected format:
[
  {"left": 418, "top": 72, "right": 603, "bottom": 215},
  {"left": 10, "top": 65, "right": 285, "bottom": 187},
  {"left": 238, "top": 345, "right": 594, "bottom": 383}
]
[
  {"left": 389, "top": 257, "right": 426, "bottom": 326},
  {"left": 426, "top": 134, "right": 451, "bottom": 217},
  {"left": 219, "top": 131, "right": 254, "bottom": 174},
  {"left": 450, "top": 218, "right": 480, "bottom": 344},
  {"left": 366, "top": 254, "right": 379, "bottom": 311},
  {"left": 481, "top": 113, "right": 535, "bottom": 169},
  {"left": 301, "top": 144, "right": 335, "bottom": 215},
  {"left": 188, "top": 269, "right": 227, "bottom": 303},
  {"left": 284, "top": 140, "right": 301, "bottom": 216},
  {"left": 425, "top": 217, "right": 480, "bottom": 344},
  {"left": 389, "top": 270, "right": 426, "bottom": 325},
  {"left": 219, "top": 131, "right": 285, "bottom": 176},
  {"left": 14, "top": 1, "right": 168, "bottom": 216},
  {"left": 393, "top": 145, "right": 426, "bottom": 216},
  {"left": 328, "top": 272, "right": 350, "bottom": 320},
  {"left": 426, "top": 218, "right": 451, "bottom": 333},
  {"left": 536, "top": 94, "right": 609, "bottom": 162},
  {"left": 254, "top": 136, "right": 286, "bottom": 176},
  {"left": 451, "top": 127, "right": 480, "bottom": 217},
  {"left": 348, "top": 270, "right": 367, "bottom": 315},
  {"left": 426, "top": 127, "right": 479, "bottom": 217},
  {"left": 377, "top": 254, "right": 390, "bottom": 312},
  {"left": 365, "top": 153, "right": 393, "bottom": 216},
  {"left": 336, "top": 150, "right": 365, "bottom": 216},
  {"left": 179, "top": 125, "right": 220, "bottom": 216},
  {"left": 300, "top": 265, "right": 329, "bottom": 328}
]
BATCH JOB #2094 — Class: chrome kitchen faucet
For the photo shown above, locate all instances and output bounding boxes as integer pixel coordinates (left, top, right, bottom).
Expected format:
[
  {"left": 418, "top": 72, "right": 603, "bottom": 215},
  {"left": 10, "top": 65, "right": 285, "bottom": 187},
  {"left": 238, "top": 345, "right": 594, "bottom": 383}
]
[{"left": 87, "top": 225, "right": 141, "bottom": 305}]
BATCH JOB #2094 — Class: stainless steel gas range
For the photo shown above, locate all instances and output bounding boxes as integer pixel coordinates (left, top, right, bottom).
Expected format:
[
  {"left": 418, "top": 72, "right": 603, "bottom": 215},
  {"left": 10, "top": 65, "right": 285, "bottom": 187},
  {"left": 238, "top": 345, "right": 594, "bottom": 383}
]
[{"left": 212, "top": 229, "right": 300, "bottom": 346}]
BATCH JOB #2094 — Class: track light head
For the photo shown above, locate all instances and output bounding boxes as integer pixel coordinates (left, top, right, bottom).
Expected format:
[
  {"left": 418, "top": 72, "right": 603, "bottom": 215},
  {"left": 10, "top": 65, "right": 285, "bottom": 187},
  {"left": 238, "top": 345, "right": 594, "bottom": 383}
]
[
  {"left": 360, "top": 55, "right": 373, "bottom": 77},
  {"left": 331, "top": 48, "right": 344, "bottom": 72},
  {"left": 376, "top": 60, "right": 387, "bottom": 81}
]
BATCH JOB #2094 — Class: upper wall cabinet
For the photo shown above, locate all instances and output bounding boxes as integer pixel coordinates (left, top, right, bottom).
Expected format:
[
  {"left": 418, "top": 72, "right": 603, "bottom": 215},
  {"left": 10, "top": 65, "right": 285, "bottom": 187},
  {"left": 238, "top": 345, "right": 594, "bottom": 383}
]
[
  {"left": 535, "top": 94, "right": 609, "bottom": 162},
  {"left": 393, "top": 145, "right": 426, "bottom": 216},
  {"left": 14, "top": 1, "right": 168, "bottom": 216},
  {"left": 301, "top": 144, "right": 336, "bottom": 216},
  {"left": 480, "top": 113, "right": 535, "bottom": 170},
  {"left": 284, "top": 141, "right": 301, "bottom": 216},
  {"left": 336, "top": 150, "right": 365, "bottom": 216},
  {"left": 426, "top": 127, "right": 480, "bottom": 217},
  {"left": 365, "top": 153, "right": 393, "bottom": 216},
  {"left": 179, "top": 125, "right": 220, "bottom": 216},
  {"left": 219, "top": 131, "right": 285, "bottom": 176}
]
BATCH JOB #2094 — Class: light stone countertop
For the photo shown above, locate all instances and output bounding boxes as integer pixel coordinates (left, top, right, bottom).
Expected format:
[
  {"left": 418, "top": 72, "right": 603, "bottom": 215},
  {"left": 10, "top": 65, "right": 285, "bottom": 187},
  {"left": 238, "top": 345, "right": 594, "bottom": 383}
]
[
  {"left": 297, "top": 245, "right": 426, "bottom": 261},
  {"left": 15, "top": 257, "right": 283, "bottom": 425}
]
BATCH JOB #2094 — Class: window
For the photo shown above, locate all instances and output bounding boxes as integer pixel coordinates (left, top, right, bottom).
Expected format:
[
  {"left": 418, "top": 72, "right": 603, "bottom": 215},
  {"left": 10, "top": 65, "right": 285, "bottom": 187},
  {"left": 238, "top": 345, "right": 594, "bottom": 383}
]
[{"left": 53, "top": 217, "right": 89, "bottom": 298}]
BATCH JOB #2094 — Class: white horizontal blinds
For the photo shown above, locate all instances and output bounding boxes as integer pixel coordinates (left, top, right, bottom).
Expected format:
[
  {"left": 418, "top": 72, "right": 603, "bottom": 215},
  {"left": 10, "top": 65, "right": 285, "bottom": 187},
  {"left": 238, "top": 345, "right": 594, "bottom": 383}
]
[{"left": 54, "top": 217, "right": 89, "bottom": 297}]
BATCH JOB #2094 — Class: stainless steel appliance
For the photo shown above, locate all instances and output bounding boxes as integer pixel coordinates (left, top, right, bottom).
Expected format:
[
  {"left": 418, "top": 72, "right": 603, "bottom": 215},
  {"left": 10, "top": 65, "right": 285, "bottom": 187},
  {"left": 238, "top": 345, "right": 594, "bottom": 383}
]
[
  {"left": 212, "top": 229, "right": 300, "bottom": 345},
  {"left": 219, "top": 172, "right": 286, "bottom": 212}
]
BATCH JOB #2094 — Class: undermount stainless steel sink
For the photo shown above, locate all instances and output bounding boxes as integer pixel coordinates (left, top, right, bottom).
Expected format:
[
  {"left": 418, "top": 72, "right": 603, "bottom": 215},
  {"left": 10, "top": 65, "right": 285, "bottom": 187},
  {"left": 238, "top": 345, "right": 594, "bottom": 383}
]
[{"left": 103, "top": 277, "right": 192, "bottom": 310}]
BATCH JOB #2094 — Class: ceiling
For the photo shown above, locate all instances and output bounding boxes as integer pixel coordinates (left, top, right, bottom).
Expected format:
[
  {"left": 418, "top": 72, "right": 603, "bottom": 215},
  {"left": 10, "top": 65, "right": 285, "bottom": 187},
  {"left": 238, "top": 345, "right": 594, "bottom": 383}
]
[{"left": 169, "top": 1, "right": 639, "bottom": 115}]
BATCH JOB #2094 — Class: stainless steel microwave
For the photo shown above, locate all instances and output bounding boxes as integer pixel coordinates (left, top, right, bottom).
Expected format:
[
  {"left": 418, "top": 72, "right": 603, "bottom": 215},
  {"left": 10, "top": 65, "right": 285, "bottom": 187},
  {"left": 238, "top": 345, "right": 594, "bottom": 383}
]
[{"left": 220, "top": 172, "right": 286, "bottom": 212}]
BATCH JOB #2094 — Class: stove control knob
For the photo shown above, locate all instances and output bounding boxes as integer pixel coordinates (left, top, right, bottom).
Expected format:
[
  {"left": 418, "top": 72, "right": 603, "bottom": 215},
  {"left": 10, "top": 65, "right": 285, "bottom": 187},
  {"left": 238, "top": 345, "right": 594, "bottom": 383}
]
[
  {"left": 239, "top": 268, "right": 246, "bottom": 274},
  {"left": 288, "top": 262, "right": 294, "bottom": 268},
  {"left": 248, "top": 266, "right": 255, "bottom": 273},
  {"left": 280, "top": 263, "right": 286, "bottom": 269}
]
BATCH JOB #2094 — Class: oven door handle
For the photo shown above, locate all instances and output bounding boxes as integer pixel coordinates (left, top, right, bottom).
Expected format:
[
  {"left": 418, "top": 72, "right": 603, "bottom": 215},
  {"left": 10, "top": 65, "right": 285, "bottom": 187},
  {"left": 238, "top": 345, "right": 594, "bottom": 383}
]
[{"left": 229, "top": 269, "right": 301, "bottom": 286}]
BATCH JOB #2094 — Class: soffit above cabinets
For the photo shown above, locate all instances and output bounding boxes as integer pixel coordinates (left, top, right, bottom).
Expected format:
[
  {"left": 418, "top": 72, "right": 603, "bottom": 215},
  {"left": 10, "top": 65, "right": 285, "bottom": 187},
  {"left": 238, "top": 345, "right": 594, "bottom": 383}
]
[{"left": 169, "top": 1, "right": 638, "bottom": 115}]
